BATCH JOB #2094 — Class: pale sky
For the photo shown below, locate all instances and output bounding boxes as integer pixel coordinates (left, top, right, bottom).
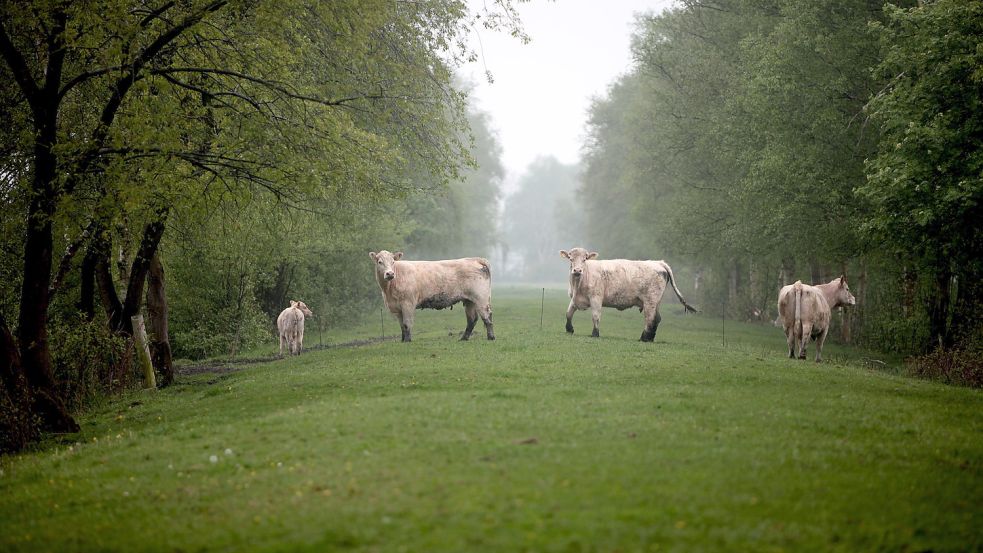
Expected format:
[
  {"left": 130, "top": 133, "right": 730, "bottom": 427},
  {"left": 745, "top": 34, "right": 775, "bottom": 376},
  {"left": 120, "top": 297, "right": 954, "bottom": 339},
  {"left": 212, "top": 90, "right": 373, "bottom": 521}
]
[{"left": 464, "top": 0, "right": 676, "bottom": 193}]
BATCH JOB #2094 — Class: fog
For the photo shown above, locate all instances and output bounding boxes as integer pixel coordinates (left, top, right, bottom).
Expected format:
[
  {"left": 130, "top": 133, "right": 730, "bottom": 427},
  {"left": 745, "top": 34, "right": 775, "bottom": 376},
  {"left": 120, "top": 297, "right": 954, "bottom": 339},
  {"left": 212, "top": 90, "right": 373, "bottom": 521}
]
[{"left": 464, "top": 0, "right": 673, "bottom": 283}]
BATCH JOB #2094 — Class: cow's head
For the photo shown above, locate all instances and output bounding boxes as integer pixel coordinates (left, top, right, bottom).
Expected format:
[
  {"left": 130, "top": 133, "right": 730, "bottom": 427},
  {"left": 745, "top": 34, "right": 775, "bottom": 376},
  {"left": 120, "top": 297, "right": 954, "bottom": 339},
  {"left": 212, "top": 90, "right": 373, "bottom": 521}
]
[
  {"left": 369, "top": 250, "right": 403, "bottom": 281},
  {"left": 559, "top": 247, "right": 598, "bottom": 280},
  {"left": 294, "top": 300, "right": 314, "bottom": 318},
  {"left": 834, "top": 275, "right": 857, "bottom": 307}
]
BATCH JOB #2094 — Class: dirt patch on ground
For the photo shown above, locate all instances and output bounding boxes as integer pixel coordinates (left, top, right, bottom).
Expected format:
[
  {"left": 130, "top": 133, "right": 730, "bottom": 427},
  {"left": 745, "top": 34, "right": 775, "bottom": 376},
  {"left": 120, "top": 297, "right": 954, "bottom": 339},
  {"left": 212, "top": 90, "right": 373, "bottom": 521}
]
[{"left": 176, "top": 336, "right": 396, "bottom": 376}]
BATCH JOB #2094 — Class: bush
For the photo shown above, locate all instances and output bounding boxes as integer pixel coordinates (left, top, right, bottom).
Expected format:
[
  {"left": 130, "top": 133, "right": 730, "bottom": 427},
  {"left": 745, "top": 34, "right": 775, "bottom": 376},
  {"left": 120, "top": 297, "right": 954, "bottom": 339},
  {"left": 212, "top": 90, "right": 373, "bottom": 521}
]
[
  {"left": 905, "top": 347, "right": 983, "bottom": 388},
  {"left": 50, "top": 316, "right": 132, "bottom": 411}
]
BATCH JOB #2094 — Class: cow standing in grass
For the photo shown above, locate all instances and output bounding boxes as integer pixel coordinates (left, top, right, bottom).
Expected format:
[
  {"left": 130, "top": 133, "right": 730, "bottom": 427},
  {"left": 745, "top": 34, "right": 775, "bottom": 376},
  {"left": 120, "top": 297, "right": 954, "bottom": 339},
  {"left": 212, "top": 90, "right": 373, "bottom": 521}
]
[
  {"left": 370, "top": 250, "right": 494, "bottom": 342},
  {"left": 778, "top": 276, "right": 856, "bottom": 362},
  {"left": 560, "top": 247, "right": 698, "bottom": 342},
  {"left": 277, "top": 300, "right": 314, "bottom": 357}
]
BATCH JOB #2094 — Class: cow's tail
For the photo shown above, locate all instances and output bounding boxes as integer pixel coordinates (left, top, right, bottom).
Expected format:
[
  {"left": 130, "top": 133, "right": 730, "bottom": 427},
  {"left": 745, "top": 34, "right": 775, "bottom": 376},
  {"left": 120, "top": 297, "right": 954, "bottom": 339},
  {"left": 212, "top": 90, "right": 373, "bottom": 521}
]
[
  {"left": 793, "top": 281, "right": 803, "bottom": 337},
  {"left": 476, "top": 258, "right": 491, "bottom": 279},
  {"left": 662, "top": 262, "right": 698, "bottom": 313}
]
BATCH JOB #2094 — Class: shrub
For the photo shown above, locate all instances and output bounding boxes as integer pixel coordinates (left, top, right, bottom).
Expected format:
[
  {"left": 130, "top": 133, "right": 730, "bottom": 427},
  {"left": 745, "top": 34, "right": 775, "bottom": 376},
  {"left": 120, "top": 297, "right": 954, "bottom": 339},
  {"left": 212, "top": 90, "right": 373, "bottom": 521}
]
[
  {"left": 905, "top": 347, "right": 983, "bottom": 388},
  {"left": 50, "top": 316, "right": 132, "bottom": 411}
]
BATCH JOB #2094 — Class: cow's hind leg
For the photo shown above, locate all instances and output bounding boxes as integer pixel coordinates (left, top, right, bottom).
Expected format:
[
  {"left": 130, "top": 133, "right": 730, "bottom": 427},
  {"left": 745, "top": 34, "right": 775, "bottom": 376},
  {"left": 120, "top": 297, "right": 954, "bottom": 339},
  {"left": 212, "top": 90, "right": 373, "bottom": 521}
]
[
  {"left": 784, "top": 325, "right": 796, "bottom": 358},
  {"left": 279, "top": 333, "right": 286, "bottom": 358},
  {"left": 565, "top": 300, "right": 577, "bottom": 334},
  {"left": 640, "top": 308, "right": 661, "bottom": 342},
  {"left": 798, "top": 322, "right": 812, "bottom": 360},
  {"left": 479, "top": 302, "right": 495, "bottom": 340},
  {"left": 461, "top": 300, "right": 478, "bottom": 341},
  {"left": 590, "top": 297, "right": 602, "bottom": 338},
  {"left": 814, "top": 326, "right": 829, "bottom": 363}
]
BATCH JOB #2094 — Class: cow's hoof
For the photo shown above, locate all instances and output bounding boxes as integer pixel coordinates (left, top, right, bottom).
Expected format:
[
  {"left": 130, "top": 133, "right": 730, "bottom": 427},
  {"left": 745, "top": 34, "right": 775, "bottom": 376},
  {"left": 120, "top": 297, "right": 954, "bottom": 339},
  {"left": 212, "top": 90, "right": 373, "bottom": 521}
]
[
  {"left": 797, "top": 355, "right": 806, "bottom": 360},
  {"left": 565, "top": 323, "right": 574, "bottom": 333},
  {"left": 487, "top": 335, "right": 496, "bottom": 341},
  {"left": 591, "top": 329, "right": 600, "bottom": 338},
  {"left": 460, "top": 334, "right": 471, "bottom": 341}
]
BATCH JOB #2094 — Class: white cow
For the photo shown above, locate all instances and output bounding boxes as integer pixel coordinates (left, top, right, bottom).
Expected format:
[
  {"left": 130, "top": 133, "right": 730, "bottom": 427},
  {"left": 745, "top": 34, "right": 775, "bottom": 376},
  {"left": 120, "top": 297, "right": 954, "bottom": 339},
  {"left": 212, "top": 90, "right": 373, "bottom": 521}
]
[
  {"left": 777, "top": 276, "right": 856, "bottom": 362},
  {"left": 277, "top": 300, "right": 314, "bottom": 356},
  {"left": 560, "top": 247, "right": 698, "bottom": 341},
  {"left": 370, "top": 250, "right": 494, "bottom": 342}
]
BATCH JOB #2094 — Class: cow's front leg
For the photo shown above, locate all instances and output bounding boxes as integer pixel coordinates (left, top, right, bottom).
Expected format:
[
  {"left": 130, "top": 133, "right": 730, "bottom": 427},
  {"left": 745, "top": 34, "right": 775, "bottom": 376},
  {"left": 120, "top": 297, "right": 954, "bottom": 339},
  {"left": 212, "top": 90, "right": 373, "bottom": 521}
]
[
  {"left": 565, "top": 300, "right": 577, "bottom": 333},
  {"left": 590, "top": 297, "right": 602, "bottom": 338},
  {"left": 814, "top": 326, "right": 829, "bottom": 363},
  {"left": 461, "top": 300, "right": 478, "bottom": 341},
  {"left": 397, "top": 309, "right": 414, "bottom": 342},
  {"left": 640, "top": 308, "right": 661, "bottom": 342}
]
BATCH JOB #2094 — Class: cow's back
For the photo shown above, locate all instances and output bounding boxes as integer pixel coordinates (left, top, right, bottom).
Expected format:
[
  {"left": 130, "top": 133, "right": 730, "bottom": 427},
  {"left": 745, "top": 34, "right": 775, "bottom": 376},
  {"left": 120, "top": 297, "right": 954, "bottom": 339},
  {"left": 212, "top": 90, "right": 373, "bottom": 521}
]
[
  {"left": 778, "top": 283, "right": 831, "bottom": 332},
  {"left": 388, "top": 257, "right": 491, "bottom": 308},
  {"left": 277, "top": 307, "right": 303, "bottom": 336},
  {"left": 583, "top": 259, "right": 666, "bottom": 309}
]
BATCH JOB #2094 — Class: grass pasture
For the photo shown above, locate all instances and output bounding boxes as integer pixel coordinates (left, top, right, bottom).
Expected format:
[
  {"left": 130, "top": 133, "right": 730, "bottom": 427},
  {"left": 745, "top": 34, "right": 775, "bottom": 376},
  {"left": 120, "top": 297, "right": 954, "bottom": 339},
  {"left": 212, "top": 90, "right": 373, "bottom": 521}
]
[{"left": 1, "top": 287, "right": 981, "bottom": 552}]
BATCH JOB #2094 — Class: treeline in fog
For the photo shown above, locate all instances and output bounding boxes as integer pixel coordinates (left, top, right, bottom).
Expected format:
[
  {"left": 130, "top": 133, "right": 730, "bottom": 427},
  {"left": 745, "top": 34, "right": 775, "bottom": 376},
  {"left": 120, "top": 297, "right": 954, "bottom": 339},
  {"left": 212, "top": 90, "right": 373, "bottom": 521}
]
[{"left": 580, "top": 0, "right": 982, "bottom": 355}]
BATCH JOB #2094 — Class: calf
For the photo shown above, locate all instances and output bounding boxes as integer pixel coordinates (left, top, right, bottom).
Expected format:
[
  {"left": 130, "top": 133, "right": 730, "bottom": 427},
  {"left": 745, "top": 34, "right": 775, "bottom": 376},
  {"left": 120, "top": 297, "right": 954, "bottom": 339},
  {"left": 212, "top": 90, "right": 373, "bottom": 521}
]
[
  {"left": 560, "top": 247, "right": 697, "bottom": 341},
  {"left": 277, "top": 300, "right": 314, "bottom": 356},
  {"left": 369, "top": 250, "right": 494, "bottom": 342},
  {"left": 777, "top": 276, "right": 856, "bottom": 362}
]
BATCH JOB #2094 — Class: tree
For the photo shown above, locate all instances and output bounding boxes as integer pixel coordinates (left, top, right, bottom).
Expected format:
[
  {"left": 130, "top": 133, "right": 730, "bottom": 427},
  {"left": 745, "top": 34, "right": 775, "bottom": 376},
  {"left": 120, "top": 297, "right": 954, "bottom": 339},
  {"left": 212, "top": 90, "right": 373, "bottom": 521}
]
[{"left": 861, "top": 0, "right": 983, "bottom": 349}]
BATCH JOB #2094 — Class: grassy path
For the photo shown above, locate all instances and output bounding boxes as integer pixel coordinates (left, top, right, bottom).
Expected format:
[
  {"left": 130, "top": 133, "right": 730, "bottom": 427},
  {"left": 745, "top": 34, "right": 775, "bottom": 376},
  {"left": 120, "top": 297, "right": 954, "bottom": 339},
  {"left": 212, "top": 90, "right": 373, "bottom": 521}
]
[{"left": 1, "top": 287, "right": 980, "bottom": 552}]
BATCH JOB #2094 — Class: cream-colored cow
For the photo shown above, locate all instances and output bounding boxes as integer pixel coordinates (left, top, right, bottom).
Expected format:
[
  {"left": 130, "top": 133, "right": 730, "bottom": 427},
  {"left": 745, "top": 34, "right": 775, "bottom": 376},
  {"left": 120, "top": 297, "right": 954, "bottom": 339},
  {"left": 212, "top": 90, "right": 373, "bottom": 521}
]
[
  {"left": 560, "top": 247, "right": 697, "bottom": 341},
  {"left": 369, "top": 250, "right": 494, "bottom": 342},
  {"left": 277, "top": 300, "right": 314, "bottom": 356},
  {"left": 777, "top": 276, "right": 856, "bottom": 362}
]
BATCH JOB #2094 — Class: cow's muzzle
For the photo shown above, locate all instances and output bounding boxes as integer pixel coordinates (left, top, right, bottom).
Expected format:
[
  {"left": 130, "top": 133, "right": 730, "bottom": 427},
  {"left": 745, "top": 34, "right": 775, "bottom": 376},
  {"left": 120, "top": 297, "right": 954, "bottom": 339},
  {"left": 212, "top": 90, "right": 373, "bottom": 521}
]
[{"left": 384, "top": 272, "right": 395, "bottom": 281}]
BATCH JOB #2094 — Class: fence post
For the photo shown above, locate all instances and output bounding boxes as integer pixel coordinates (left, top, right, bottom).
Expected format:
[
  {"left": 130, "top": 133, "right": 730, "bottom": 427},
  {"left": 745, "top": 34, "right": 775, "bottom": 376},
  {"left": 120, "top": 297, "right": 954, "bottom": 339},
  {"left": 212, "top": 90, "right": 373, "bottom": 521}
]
[
  {"left": 131, "top": 314, "right": 156, "bottom": 389},
  {"left": 540, "top": 288, "right": 545, "bottom": 330},
  {"left": 722, "top": 298, "right": 726, "bottom": 347}
]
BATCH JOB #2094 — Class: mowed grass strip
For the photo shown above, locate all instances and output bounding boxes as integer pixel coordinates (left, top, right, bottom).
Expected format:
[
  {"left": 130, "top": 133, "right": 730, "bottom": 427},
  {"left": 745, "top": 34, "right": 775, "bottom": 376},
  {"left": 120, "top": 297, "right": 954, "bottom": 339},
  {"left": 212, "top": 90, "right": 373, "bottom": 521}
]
[{"left": 1, "top": 287, "right": 980, "bottom": 552}]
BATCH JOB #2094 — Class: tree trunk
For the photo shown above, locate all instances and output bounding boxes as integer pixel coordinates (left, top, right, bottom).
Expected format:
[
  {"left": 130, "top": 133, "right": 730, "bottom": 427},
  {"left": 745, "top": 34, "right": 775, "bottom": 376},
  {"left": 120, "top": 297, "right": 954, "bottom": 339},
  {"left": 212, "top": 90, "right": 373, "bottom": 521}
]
[
  {"left": 79, "top": 246, "right": 98, "bottom": 321},
  {"left": 926, "top": 264, "right": 952, "bottom": 350},
  {"left": 840, "top": 261, "right": 851, "bottom": 344},
  {"left": 17, "top": 121, "right": 79, "bottom": 434},
  {"left": 810, "top": 261, "right": 823, "bottom": 286},
  {"left": 0, "top": 314, "right": 39, "bottom": 452},
  {"left": 146, "top": 254, "right": 173, "bottom": 387},
  {"left": 95, "top": 214, "right": 168, "bottom": 337}
]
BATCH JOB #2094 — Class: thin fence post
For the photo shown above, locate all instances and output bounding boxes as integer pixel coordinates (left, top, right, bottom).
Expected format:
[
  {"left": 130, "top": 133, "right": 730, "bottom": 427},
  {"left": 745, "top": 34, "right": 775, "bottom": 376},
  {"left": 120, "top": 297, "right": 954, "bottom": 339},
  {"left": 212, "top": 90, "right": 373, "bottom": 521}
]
[
  {"left": 381, "top": 303, "right": 384, "bottom": 339},
  {"left": 722, "top": 298, "right": 726, "bottom": 347},
  {"left": 319, "top": 317, "right": 323, "bottom": 349},
  {"left": 540, "top": 288, "right": 545, "bottom": 330}
]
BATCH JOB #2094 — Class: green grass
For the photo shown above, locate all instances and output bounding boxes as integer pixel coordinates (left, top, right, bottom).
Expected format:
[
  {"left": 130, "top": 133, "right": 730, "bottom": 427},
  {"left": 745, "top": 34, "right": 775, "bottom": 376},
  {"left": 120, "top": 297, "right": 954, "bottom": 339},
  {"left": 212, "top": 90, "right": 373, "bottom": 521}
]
[{"left": 1, "top": 286, "right": 981, "bottom": 552}]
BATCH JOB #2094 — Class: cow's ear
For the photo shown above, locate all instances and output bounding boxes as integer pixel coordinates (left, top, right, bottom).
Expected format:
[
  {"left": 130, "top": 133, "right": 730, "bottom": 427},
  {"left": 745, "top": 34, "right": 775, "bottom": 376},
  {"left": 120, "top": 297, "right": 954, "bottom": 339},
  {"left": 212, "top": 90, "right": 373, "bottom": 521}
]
[
  {"left": 839, "top": 275, "right": 847, "bottom": 288},
  {"left": 394, "top": 251, "right": 403, "bottom": 260},
  {"left": 559, "top": 250, "right": 569, "bottom": 259},
  {"left": 587, "top": 251, "right": 599, "bottom": 260},
  {"left": 369, "top": 251, "right": 377, "bottom": 261},
  {"left": 290, "top": 300, "right": 298, "bottom": 307}
]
